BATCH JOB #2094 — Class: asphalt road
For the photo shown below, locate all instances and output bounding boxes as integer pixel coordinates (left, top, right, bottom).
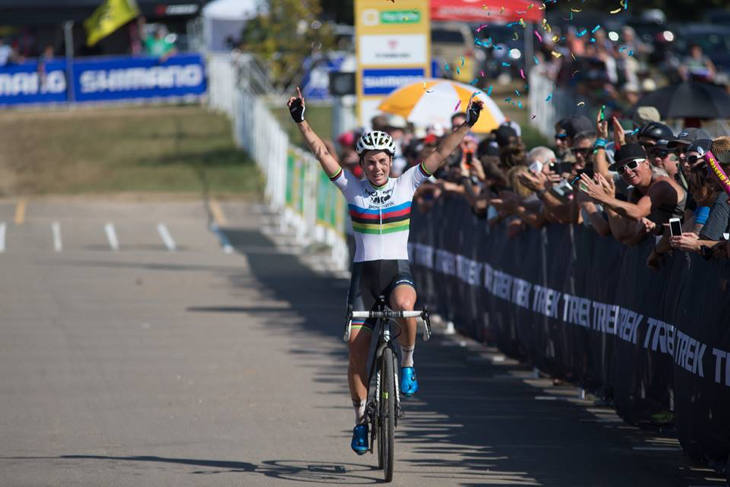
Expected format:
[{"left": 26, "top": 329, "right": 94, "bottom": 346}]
[{"left": 0, "top": 199, "right": 724, "bottom": 486}]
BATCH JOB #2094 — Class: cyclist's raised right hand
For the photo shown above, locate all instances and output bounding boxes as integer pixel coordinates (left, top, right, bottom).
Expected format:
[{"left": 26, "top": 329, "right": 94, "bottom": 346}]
[{"left": 287, "top": 87, "right": 306, "bottom": 123}]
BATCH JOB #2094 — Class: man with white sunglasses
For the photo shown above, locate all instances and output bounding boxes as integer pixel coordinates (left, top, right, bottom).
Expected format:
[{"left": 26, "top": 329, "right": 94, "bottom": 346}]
[{"left": 579, "top": 143, "right": 686, "bottom": 245}]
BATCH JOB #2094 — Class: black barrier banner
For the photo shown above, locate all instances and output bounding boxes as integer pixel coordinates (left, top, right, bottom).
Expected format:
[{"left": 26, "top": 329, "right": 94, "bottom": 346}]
[{"left": 408, "top": 195, "right": 730, "bottom": 462}]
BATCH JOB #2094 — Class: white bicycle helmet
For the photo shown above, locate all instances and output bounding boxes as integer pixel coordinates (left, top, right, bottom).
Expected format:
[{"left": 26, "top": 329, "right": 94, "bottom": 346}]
[{"left": 356, "top": 131, "right": 396, "bottom": 156}]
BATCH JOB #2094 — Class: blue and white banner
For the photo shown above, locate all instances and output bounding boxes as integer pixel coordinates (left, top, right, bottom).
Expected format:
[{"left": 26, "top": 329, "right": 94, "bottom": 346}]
[
  {"left": 73, "top": 53, "right": 206, "bottom": 102},
  {"left": 0, "top": 60, "right": 68, "bottom": 106},
  {"left": 362, "top": 68, "right": 425, "bottom": 96},
  {"left": 0, "top": 53, "right": 206, "bottom": 107}
]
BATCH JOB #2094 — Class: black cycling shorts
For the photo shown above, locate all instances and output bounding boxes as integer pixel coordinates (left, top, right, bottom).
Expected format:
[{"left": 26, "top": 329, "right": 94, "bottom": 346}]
[{"left": 347, "top": 260, "right": 416, "bottom": 332}]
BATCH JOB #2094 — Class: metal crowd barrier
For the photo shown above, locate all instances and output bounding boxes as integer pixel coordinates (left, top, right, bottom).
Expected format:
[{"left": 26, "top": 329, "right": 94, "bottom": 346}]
[{"left": 206, "top": 52, "right": 349, "bottom": 270}]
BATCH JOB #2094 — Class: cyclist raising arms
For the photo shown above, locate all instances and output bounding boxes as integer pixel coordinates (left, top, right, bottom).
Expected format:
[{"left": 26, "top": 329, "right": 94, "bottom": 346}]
[{"left": 287, "top": 87, "right": 483, "bottom": 454}]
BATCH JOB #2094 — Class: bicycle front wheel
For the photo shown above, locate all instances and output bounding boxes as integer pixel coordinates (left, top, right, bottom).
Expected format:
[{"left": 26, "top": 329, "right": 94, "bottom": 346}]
[{"left": 380, "top": 347, "right": 396, "bottom": 482}]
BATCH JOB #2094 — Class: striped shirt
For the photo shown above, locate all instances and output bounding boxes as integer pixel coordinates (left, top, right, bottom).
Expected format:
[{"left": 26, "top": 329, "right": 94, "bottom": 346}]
[{"left": 331, "top": 163, "right": 431, "bottom": 262}]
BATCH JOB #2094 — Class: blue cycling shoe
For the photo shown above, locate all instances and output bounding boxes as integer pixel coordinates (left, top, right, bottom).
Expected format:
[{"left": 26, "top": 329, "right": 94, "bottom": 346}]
[
  {"left": 400, "top": 366, "right": 419, "bottom": 397},
  {"left": 351, "top": 424, "right": 369, "bottom": 455}
]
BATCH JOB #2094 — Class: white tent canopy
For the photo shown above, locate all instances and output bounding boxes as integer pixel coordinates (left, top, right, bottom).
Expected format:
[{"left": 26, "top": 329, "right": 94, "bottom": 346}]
[{"left": 202, "top": 0, "right": 266, "bottom": 52}]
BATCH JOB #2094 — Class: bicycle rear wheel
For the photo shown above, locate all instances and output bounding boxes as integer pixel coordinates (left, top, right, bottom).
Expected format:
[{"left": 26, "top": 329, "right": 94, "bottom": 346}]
[{"left": 380, "top": 347, "right": 396, "bottom": 482}]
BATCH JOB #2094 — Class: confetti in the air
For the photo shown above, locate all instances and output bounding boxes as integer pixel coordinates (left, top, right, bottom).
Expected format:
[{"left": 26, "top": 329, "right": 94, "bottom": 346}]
[
  {"left": 528, "top": 3, "right": 534, "bottom": 8},
  {"left": 480, "top": 70, "right": 485, "bottom": 76},
  {"left": 515, "top": 89, "right": 522, "bottom": 97},
  {"left": 533, "top": 55, "right": 539, "bottom": 64},
  {"left": 592, "top": 24, "right": 601, "bottom": 33},
  {"left": 534, "top": 30, "right": 543, "bottom": 42},
  {"left": 517, "top": 101, "right": 523, "bottom": 109},
  {"left": 513, "top": 32, "right": 519, "bottom": 41},
  {"left": 577, "top": 101, "right": 586, "bottom": 106},
  {"left": 477, "top": 23, "right": 489, "bottom": 32},
  {"left": 470, "top": 78, "right": 479, "bottom": 85},
  {"left": 572, "top": 70, "right": 580, "bottom": 78},
  {"left": 571, "top": 8, "right": 582, "bottom": 12},
  {"left": 551, "top": 51, "right": 562, "bottom": 58},
  {"left": 460, "top": 57, "right": 465, "bottom": 67},
  {"left": 519, "top": 18, "right": 526, "bottom": 28},
  {"left": 502, "top": 62, "right": 511, "bottom": 67},
  {"left": 520, "top": 69, "right": 525, "bottom": 79},
  {"left": 454, "top": 100, "right": 462, "bottom": 112},
  {"left": 546, "top": 94, "right": 553, "bottom": 101},
  {"left": 576, "top": 29, "right": 588, "bottom": 37},
  {"left": 532, "top": 114, "right": 537, "bottom": 119},
  {"left": 500, "top": 6, "right": 505, "bottom": 13},
  {"left": 610, "top": 8, "right": 622, "bottom": 13},
  {"left": 456, "top": 67, "right": 461, "bottom": 74},
  {"left": 487, "top": 85, "right": 493, "bottom": 96}
]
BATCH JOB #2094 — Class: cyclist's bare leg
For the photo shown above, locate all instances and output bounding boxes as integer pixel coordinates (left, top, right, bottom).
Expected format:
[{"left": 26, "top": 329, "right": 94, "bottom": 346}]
[
  {"left": 348, "top": 326, "right": 371, "bottom": 412},
  {"left": 390, "top": 285, "right": 417, "bottom": 351}
]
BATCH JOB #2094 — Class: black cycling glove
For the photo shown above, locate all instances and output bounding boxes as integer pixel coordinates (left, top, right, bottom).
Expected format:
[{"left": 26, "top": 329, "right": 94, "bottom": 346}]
[
  {"left": 465, "top": 102, "right": 482, "bottom": 127},
  {"left": 289, "top": 98, "right": 306, "bottom": 123}
]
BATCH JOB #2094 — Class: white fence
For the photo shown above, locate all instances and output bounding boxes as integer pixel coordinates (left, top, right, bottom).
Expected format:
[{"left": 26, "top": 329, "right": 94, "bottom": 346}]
[{"left": 206, "top": 52, "right": 349, "bottom": 270}]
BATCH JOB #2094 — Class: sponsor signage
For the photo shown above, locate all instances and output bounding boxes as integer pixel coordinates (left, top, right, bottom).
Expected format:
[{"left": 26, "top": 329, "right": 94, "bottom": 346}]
[
  {"left": 355, "top": 0, "right": 430, "bottom": 127},
  {"left": 358, "top": 34, "right": 428, "bottom": 66},
  {"left": 362, "top": 68, "right": 425, "bottom": 95},
  {"left": 0, "top": 60, "right": 68, "bottom": 106},
  {"left": 0, "top": 53, "right": 206, "bottom": 107}
]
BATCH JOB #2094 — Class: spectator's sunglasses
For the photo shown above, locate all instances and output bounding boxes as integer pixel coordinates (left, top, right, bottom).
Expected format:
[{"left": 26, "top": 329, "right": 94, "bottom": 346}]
[
  {"left": 555, "top": 133, "right": 568, "bottom": 139},
  {"left": 571, "top": 147, "right": 592, "bottom": 156},
  {"left": 686, "top": 155, "right": 707, "bottom": 169},
  {"left": 650, "top": 149, "right": 670, "bottom": 158},
  {"left": 617, "top": 159, "right": 642, "bottom": 175}
]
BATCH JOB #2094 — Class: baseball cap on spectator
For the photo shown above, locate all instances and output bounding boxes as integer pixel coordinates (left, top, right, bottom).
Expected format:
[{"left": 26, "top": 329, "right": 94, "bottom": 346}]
[
  {"left": 667, "top": 128, "right": 712, "bottom": 149},
  {"left": 560, "top": 115, "right": 595, "bottom": 139},
  {"left": 633, "top": 106, "right": 661, "bottom": 126},
  {"left": 428, "top": 123, "right": 446, "bottom": 137},
  {"left": 686, "top": 139, "right": 713, "bottom": 157},
  {"left": 386, "top": 114, "right": 408, "bottom": 130},
  {"left": 493, "top": 123, "right": 518, "bottom": 147},
  {"left": 609, "top": 143, "right": 647, "bottom": 171},
  {"left": 337, "top": 131, "right": 357, "bottom": 148}
]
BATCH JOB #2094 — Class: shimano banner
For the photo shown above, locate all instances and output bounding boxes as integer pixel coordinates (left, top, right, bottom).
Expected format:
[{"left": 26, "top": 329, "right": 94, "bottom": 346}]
[
  {"left": 0, "top": 59, "right": 68, "bottom": 106},
  {"left": 0, "top": 53, "right": 206, "bottom": 107},
  {"left": 408, "top": 195, "right": 730, "bottom": 463},
  {"left": 73, "top": 53, "right": 206, "bottom": 102}
]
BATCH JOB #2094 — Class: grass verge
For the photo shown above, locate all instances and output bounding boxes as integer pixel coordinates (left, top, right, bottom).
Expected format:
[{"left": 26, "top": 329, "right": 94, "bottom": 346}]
[{"left": 0, "top": 105, "right": 262, "bottom": 198}]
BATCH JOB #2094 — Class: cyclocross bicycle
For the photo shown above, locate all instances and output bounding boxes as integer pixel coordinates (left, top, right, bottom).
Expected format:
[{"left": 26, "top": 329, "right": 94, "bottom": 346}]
[{"left": 343, "top": 296, "right": 432, "bottom": 483}]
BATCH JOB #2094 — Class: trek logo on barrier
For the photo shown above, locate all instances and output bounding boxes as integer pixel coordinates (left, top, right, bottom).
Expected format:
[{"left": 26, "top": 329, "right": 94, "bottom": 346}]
[{"left": 410, "top": 242, "right": 729, "bottom": 388}]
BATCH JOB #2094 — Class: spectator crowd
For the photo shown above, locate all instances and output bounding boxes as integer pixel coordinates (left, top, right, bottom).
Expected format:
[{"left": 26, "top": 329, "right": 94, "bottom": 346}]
[{"left": 333, "top": 109, "right": 730, "bottom": 268}]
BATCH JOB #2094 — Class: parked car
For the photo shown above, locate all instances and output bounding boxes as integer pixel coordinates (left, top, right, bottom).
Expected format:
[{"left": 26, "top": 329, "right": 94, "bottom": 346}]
[
  {"left": 431, "top": 22, "right": 485, "bottom": 83},
  {"left": 674, "top": 24, "right": 730, "bottom": 75}
]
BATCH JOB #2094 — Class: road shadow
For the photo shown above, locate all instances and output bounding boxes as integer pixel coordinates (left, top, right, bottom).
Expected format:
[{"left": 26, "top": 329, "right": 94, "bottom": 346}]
[
  {"left": 213, "top": 226, "right": 722, "bottom": 487},
  {"left": 0, "top": 456, "right": 380, "bottom": 484}
]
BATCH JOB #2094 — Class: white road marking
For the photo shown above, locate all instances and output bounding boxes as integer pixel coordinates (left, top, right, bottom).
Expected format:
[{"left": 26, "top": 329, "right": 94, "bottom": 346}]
[
  {"left": 157, "top": 223, "right": 177, "bottom": 252},
  {"left": 632, "top": 447, "right": 682, "bottom": 451},
  {"left": 0, "top": 222, "right": 5, "bottom": 252},
  {"left": 104, "top": 223, "right": 119, "bottom": 251},
  {"left": 52, "top": 222, "right": 62, "bottom": 252}
]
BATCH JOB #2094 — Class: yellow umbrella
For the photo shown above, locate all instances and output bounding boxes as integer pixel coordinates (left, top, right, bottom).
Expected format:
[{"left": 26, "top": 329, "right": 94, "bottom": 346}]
[{"left": 377, "top": 79, "right": 506, "bottom": 133}]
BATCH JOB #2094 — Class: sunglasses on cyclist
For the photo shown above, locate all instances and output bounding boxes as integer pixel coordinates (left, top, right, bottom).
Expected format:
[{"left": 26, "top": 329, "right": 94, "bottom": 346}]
[{"left": 616, "top": 159, "right": 642, "bottom": 175}]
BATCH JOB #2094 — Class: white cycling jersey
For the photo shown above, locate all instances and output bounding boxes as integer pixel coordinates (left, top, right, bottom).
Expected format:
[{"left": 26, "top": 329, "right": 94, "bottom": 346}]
[{"left": 330, "top": 163, "right": 432, "bottom": 263}]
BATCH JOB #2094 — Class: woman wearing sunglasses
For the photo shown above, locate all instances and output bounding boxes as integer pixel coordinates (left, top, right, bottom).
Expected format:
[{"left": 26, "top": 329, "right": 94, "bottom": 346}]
[{"left": 579, "top": 143, "right": 686, "bottom": 245}]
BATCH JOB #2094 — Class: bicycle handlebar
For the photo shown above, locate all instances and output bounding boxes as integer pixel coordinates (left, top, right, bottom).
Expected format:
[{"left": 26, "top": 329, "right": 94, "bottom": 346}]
[
  {"left": 351, "top": 310, "right": 423, "bottom": 319},
  {"left": 343, "top": 306, "right": 432, "bottom": 342}
]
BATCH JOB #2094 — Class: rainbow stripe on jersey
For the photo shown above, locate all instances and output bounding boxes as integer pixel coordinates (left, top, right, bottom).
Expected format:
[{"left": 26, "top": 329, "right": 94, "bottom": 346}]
[{"left": 349, "top": 201, "right": 411, "bottom": 235}]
